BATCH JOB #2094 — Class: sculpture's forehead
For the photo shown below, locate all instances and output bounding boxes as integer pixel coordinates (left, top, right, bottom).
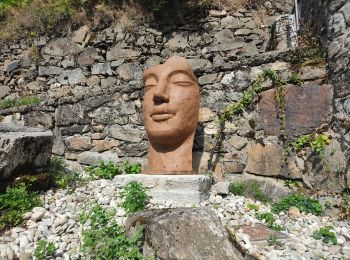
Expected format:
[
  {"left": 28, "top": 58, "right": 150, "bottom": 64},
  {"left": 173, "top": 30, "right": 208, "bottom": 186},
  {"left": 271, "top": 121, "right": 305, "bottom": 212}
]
[{"left": 144, "top": 57, "right": 195, "bottom": 80}]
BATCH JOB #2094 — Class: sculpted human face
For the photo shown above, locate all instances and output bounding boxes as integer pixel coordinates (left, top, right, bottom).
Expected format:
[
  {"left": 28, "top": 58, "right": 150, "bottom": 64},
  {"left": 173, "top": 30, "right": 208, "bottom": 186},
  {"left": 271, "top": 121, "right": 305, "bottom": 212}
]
[{"left": 143, "top": 57, "right": 200, "bottom": 147}]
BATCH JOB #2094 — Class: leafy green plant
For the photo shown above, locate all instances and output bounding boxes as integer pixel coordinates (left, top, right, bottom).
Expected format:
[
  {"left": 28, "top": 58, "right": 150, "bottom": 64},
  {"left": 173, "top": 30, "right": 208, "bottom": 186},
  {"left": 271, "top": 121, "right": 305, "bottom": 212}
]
[
  {"left": 272, "top": 194, "right": 323, "bottom": 216},
  {"left": 34, "top": 240, "right": 57, "bottom": 260},
  {"left": 80, "top": 204, "right": 144, "bottom": 259},
  {"left": 228, "top": 181, "right": 246, "bottom": 196},
  {"left": 124, "top": 160, "right": 141, "bottom": 174},
  {"left": 255, "top": 212, "right": 284, "bottom": 231},
  {"left": 0, "top": 183, "right": 42, "bottom": 229},
  {"left": 120, "top": 181, "right": 150, "bottom": 213},
  {"left": 310, "top": 133, "right": 331, "bottom": 154},
  {"left": 247, "top": 203, "right": 259, "bottom": 211},
  {"left": 312, "top": 226, "right": 337, "bottom": 245},
  {"left": 86, "top": 160, "right": 121, "bottom": 179},
  {"left": 291, "top": 135, "right": 310, "bottom": 152}
]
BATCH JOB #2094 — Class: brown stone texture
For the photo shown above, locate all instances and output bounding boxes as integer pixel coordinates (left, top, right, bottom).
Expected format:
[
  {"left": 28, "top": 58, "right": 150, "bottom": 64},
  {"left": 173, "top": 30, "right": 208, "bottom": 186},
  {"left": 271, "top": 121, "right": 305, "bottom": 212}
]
[
  {"left": 65, "top": 136, "right": 92, "bottom": 151},
  {"left": 92, "top": 139, "right": 119, "bottom": 152},
  {"left": 126, "top": 208, "right": 241, "bottom": 260},
  {"left": 246, "top": 143, "right": 283, "bottom": 177},
  {"left": 257, "top": 84, "right": 333, "bottom": 138}
]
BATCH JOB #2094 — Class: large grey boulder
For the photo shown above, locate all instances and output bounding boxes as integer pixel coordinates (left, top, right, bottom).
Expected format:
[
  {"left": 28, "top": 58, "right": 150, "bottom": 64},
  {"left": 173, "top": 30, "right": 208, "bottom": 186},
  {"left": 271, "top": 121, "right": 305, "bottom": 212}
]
[
  {"left": 0, "top": 124, "right": 53, "bottom": 180},
  {"left": 126, "top": 207, "right": 242, "bottom": 260}
]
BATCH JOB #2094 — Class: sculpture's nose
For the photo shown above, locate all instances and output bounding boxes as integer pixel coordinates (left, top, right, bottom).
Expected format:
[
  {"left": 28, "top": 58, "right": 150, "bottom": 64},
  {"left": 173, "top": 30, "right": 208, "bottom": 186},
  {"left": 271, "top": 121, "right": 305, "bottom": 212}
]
[{"left": 153, "top": 80, "right": 169, "bottom": 105}]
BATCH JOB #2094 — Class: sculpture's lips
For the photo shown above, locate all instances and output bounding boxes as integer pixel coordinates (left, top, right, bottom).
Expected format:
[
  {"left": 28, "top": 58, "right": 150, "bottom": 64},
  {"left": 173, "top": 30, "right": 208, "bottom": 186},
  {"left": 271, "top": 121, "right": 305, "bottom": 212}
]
[
  {"left": 151, "top": 108, "right": 174, "bottom": 121},
  {"left": 152, "top": 113, "right": 174, "bottom": 121}
]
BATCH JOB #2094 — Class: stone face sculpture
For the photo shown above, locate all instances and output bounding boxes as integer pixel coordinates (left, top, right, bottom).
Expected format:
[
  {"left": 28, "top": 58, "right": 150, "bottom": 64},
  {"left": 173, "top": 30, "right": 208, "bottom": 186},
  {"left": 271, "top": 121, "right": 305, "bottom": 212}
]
[{"left": 143, "top": 56, "right": 200, "bottom": 174}]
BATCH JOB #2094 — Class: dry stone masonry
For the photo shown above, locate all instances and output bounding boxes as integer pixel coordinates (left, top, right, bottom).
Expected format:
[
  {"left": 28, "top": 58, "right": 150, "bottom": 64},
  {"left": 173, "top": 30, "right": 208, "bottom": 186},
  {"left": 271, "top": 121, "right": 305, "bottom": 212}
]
[{"left": 0, "top": 0, "right": 348, "bottom": 192}]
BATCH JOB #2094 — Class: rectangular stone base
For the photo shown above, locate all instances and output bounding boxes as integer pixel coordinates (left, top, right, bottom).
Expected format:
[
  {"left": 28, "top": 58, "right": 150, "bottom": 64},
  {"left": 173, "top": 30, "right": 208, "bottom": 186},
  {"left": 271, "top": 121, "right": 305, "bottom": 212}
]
[{"left": 113, "top": 174, "right": 211, "bottom": 206}]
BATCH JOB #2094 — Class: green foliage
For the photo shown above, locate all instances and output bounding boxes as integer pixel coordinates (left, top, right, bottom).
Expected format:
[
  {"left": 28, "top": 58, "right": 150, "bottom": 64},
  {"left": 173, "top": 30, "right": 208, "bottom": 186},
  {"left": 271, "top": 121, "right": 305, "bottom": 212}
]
[
  {"left": 290, "top": 27, "right": 326, "bottom": 67},
  {"left": 0, "top": 99, "right": 14, "bottom": 109},
  {"left": 255, "top": 212, "right": 284, "bottom": 230},
  {"left": 312, "top": 226, "right": 337, "bottom": 245},
  {"left": 17, "top": 96, "right": 41, "bottom": 106},
  {"left": 272, "top": 194, "right": 323, "bottom": 216},
  {"left": 86, "top": 160, "right": 121, "bottom": 179},
  {"left": 49, "top": 157, "right": 79, "bottom": 190},
  {"left": 80, "top": 204, "right": 144, "bottom": 259},
  {"left": 228, "top": 180, "right": 271, "bottom": 203},
  {"left": 0, "top": 184, "right": 42, "bottom": 229},
  {"left": 287, "top": 73, "right": 302, "bottom": 85},
  {"left": 310, "top": 133, "right": 331, "bottom": 154},
  {"left": 0, "top": 96, "right": 40, "bottom": 110},
  {"left": 120, "top": 181, "right": 149, "bottom": 213},
  {"left": 228, "top": 181, "right": 246, "bottom": 196},
  {"left": 34, "top": 240, "right": 57, "bottom": 260},
  {"left": 124, "top": 160, "right": 141, "bottom": 174},
  {"left": 290, "top": 133, "right": 330, "bottom": 154},
  {"left": 291, "top": 135, "right": 310, "bottom": 152},
  {"left": 247, "top": 203, "right": 259, "bottom": 211}
]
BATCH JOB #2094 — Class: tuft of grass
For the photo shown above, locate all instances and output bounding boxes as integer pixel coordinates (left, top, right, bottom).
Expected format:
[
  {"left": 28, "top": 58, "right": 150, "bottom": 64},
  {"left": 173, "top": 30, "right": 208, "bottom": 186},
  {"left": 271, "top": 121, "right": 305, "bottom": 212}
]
[
  {"left": 0, "top": 183, "right": 42, "bottom": 230},
  {"left": 228, "top": 181, "right": 246, "bottom": 196},
  {"left": 80, "top": 204, "right": 144, "bottom": 259},
  {"left": 0, "top": 96, "right": 41, "bottom": 110},
  {"left": 229, "top": 180, "right": 271, "bottom": 203},
  {"left": 272, "top": 194, "right": 324, "bottom": 216}
]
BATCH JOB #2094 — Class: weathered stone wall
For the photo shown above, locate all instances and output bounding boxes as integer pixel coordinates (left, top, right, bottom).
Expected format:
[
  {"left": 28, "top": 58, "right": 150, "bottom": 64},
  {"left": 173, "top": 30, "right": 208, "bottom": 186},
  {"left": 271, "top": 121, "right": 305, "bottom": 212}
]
[
  {"left": 328, "top": 0, "right": 350, "bottom": 166},
  {"left": 0, "top": 2, "right": 347, "bottom": 192}
]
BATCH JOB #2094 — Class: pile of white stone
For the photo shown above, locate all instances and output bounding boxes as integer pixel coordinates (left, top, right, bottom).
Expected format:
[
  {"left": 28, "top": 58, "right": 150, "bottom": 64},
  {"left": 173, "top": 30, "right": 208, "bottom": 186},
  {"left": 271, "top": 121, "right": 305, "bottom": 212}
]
[{"left": 0, "top": 177, "right": 349, "bottom": 260}]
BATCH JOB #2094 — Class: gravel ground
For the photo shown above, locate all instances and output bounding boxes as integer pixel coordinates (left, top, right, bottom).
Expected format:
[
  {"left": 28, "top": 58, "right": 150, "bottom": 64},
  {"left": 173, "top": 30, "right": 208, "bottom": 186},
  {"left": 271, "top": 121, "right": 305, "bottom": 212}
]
[{"left": 0, "top": 177, "right": 349, "bottom": 260}]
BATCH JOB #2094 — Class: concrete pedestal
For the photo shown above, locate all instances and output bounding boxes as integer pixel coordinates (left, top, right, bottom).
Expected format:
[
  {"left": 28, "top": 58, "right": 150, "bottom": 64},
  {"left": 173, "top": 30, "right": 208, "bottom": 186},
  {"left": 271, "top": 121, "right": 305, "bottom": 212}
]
[{"left": 114, "top": 174, "right": 211, "bottom": 206}]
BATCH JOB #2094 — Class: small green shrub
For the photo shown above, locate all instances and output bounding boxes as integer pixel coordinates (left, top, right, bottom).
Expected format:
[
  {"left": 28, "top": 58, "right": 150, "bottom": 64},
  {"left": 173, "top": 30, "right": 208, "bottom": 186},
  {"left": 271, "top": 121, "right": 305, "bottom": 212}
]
[
  {"left": 0, "top": 183, "right": 42, "bottom": 229},
  {"left": 86, "top": 160, "right": 121, "bottom": 179},
  {"left": 272, "top": 194, "right": 323, "bottom": 216},
  {"left": 291, "top": 135, "right": 310, "bottom": 152},
  {"left": 312, "top": 226, "right": 337, "bottom": 245},
  {"left": 120, "top": 181, "right": 149, "bottom": 213},
  {"left": 124, "top": 160, "right": 141, "bottom": 174},
  {"left": 228, "top": 181, "right": 246, "bottom": 196},
  {"left": 34, "top": 240, "right": 57, "bottom": 260},
  {"left": 255, "top": 212, "right": 284, "bottom": 231},
  {"left": 80, "top": 204, "right": 144, "bottom": 259}
]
